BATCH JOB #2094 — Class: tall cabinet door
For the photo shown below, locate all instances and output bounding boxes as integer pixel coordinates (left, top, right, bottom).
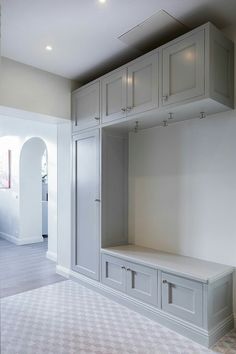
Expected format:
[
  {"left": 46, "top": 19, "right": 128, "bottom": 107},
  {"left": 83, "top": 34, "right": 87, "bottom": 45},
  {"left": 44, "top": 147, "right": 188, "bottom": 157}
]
[
  {"left": 127, "top": 54, "right": 158, "bottom": 116},
  {"left": 161, "top": 30, "right": 205, "bottom": 106},
  {"left": 72, "top": 81, "right": 100, "bottom": 131},
  {"left": 101, "top": 69, "right": 127, "bottom": 124},
  {"left": 73, "top": 130, "right": 100, "bottom": 280}
]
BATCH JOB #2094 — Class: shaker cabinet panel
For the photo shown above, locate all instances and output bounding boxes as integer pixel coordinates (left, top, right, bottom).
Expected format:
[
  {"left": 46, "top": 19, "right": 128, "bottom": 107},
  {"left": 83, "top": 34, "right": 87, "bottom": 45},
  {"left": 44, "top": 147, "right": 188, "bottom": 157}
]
[
  {"left": 72, "top": 81, "right": 100, "bottom": 131},
  {"left": 101, "top": 254, "right": 127, "bottom": 292},
  {"left": 162, "top": 30, "right": 205, "bottom": 106},
  {"left": 161, "top": 272, "right": 203, "bottom": 326},
  {"left": 126, "top": 262, "right": 158, "bottom": 306},
  {"left": 102, "top": 69, "right": 127, "bottom": 123},
  {"left": 127, "top": 54, "right": 158, "bottom": 116},
  {"left": 73, "top": 130, "right": 100, "bottom": 280}
]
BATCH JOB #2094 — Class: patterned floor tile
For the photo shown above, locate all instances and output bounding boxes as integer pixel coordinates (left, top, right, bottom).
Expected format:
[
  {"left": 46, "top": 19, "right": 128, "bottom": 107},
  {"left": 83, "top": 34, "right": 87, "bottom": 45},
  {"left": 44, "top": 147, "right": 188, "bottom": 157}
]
[{"left": 0, "top": 280, "right": 235, "bottom": 354}]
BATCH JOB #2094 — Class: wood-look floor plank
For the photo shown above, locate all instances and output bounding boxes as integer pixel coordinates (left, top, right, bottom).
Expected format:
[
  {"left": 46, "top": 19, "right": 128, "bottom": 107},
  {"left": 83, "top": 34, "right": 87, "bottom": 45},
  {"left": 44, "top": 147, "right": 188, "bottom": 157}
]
[{"left": 0, "top": 238, "right": 65, "bottom": 298}]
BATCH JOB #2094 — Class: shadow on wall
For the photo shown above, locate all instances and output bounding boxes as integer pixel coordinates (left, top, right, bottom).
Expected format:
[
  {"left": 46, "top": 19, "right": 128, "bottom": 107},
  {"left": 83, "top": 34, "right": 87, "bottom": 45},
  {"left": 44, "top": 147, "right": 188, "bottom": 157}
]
[{"left": 19, "top": 137, "right": 47, "bottom": 245}]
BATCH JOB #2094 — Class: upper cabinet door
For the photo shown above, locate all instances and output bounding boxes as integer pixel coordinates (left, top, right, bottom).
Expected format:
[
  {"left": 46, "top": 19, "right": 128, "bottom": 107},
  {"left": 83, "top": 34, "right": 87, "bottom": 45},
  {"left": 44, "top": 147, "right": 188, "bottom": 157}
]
[
  {"left": 162, "top": 30, "right": 205, "bottom": 106},
  {"left": 127, "top": 54, "right": 158, "bottom": 116},
  {"left": 72, "top": 81, "right": 100, "bottom": 131},
  {"left": 102, "top": 69, "right": 127, "bottom": 124}
]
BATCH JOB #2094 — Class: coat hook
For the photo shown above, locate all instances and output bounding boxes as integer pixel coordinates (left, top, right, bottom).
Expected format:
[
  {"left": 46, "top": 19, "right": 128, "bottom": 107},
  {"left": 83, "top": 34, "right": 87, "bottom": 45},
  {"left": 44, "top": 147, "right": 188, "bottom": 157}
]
[
  {"left": 163, "top": 120, "right": 168, "bottom": 127},
  {"left": 134, "top": 121, "right": 139, "bottom": 133},
  {"left": 200, "top": 112, "right": 206, "bottom": 119}
]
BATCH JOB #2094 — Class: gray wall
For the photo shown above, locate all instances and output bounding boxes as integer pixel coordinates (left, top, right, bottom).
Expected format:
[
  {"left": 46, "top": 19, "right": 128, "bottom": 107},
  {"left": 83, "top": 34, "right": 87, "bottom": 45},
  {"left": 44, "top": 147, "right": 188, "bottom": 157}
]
[{"left": 0, "top": 57, "right": 78, "bottom": 119}]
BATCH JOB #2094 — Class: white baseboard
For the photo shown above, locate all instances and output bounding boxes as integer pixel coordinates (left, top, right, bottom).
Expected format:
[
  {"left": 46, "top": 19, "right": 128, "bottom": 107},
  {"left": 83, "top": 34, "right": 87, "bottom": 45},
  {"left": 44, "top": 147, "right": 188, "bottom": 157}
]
[
  {"left": 0, "top": 232, "right": 19, "bottom": 244},
  {"left": 46, "top": 251, "right": 57, "bottom": 262},
  {"left": 0, "top": 232, "right": 44, "bottom": 245},
  {"left": 18, "top": 237, "right": 44, "bottom": 245},
  {"left": 56, "top": 265, "right": 70, "bottom": 278}
]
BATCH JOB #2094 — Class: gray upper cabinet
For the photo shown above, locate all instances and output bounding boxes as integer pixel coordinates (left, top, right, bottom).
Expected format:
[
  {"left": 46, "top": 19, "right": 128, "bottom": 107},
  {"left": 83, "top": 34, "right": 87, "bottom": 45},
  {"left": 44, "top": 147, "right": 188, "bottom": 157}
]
[
  {"left": 72, "top": 81, "right": 100, "bottom": 131},
  {"left": 102, "top": 69, "right": 127, "bottom": 123},
  {"left": 127, "top": 54, "right": 158, "bottom": 116},
  {"left": 161, "top": 30, "right": 205, "bottom": 106},
  {"left": 102, "top": 54, "right": 159, "bottom": 124},
  {"left": 72, "top": 23, "right": 234, "bottom": 131},
  {"left": 161, "top": 24, "right": 234, "bottom": 111},
  {"left": 72, "top": 129, "right": 100, "bottom": 280}
]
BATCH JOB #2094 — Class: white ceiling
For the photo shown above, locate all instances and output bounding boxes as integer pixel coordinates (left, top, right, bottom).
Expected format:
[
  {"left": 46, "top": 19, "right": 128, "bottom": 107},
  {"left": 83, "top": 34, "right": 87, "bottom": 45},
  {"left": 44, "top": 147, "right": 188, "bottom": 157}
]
[{"left": 2, "top": 0, "right": 236, "bottom": 83}]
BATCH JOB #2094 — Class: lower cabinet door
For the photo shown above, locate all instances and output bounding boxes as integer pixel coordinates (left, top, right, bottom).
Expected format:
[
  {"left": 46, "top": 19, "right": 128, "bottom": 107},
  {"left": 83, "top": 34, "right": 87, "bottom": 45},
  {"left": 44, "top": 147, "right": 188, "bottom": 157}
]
[
  {"left": 101, "top": 254, "right": 127, "bottom": 292},
  {"left": 126, "top": 262, "right": 158, "bottom": 306},
  {"left": 161, "top": 273, "right": 203, "bottom": 326}
]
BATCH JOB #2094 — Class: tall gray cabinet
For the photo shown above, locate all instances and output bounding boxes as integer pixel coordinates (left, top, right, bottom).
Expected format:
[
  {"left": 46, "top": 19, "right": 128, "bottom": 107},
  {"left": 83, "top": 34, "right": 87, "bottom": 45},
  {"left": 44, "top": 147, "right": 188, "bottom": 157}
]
[
  {"left": 72, "top": 130, "right": 100, "bottom": 280},
  {"left": 71, "top": 22, "right": 234, "bottom": 347}
]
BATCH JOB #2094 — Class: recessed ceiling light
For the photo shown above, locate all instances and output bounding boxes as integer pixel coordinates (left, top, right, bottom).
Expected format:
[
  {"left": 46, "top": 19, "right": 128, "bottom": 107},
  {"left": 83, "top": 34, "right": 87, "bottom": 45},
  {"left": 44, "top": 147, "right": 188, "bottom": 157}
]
[
  {"left": 99, "top": 0, "right": 106, "bottom": 3},
  {"left": 45, "top": 45, "right": 53, "bottom": 51}
]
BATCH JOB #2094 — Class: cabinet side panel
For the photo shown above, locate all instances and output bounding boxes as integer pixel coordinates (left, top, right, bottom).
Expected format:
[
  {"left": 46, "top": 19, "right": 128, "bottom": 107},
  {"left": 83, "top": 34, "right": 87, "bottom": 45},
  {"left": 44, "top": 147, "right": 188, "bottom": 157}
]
[
  {"left": 102, "top": 131, "right": 128, "bottom": 247},
  {"left": 210, "top": 24, "right": 234, "bottom": 108},
  {"left": 208, "top": 273, "right": 233, "bottom": 330}
]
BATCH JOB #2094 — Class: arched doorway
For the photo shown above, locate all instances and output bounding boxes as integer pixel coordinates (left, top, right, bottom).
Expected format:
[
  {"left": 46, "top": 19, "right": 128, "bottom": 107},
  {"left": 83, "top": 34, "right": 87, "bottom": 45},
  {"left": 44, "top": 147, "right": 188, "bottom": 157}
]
[{"left": 19, "top": 137, "right": 48, "bottom": 246}]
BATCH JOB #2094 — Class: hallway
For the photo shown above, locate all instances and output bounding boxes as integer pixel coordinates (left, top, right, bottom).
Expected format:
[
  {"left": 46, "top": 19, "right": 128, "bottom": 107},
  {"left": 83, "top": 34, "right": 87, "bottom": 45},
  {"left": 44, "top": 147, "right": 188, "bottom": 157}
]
[{"left": 0, "top": 238, "right": 64, "bottom": 298}]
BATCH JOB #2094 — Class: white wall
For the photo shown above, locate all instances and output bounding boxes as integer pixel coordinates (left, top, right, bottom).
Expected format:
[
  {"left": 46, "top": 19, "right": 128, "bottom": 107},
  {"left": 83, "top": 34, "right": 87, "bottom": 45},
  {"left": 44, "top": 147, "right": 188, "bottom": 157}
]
[
  {"left": 0, "top": 57, "right": 78, "bottom": 120},
  {"left": 129, "top": 112, "right": 236, "bottom": 317},
  {"left": 0, "top": 114, "right": 58, "bottom": 258},
  {"left": 129, "top": 114, "right": 236, "bottom": 267}
]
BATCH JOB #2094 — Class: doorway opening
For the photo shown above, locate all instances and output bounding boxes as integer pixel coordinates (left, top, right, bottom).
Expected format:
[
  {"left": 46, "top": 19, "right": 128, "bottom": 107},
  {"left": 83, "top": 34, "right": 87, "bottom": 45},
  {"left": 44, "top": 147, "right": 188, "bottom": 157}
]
[
  {"left": 42, "top": 149, "right": 48, "bottom": 239},
  {"left": 19, "top": 137, "right": 48, "bottom": 248}
]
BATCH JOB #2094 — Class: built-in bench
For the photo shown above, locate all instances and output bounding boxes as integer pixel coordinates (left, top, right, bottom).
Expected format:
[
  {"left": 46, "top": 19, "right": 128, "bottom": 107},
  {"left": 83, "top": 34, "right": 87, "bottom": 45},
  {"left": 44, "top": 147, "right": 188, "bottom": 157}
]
[{"left": 101, "top": 245, "right": 234, "bottom": 347}]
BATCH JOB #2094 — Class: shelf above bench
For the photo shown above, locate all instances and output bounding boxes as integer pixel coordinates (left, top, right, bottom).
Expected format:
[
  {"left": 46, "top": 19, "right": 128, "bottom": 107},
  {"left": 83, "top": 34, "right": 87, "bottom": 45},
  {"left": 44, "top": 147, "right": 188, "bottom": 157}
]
[{"left": 101, "top": 244, "right": 233, "bottom": 283}]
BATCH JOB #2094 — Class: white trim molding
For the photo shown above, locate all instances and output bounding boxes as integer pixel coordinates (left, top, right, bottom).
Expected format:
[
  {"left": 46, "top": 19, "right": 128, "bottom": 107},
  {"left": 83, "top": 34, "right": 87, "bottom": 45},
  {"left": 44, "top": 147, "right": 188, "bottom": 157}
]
[
  {"left": 46, "top": 251, "right": 58, "bottom": 262},
  {"left": 0, "top": 232, "right": 19, "bottom": 244},
  {"left": 0, "top": 232, "right": 43, "bottom": 245},
  {"left": 56, "top": 265, "right": 70, "bottom": 278}
]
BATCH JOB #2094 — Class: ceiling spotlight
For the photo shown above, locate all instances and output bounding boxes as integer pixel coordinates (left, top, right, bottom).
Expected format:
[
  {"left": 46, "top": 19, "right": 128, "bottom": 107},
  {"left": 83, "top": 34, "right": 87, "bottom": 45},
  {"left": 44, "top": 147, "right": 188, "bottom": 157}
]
[
  {"left": 99, "top": 0, "right": 106, "bottom": 3},
  {"left": 45, "top": 45, "right": 53, "bottom": 51}
]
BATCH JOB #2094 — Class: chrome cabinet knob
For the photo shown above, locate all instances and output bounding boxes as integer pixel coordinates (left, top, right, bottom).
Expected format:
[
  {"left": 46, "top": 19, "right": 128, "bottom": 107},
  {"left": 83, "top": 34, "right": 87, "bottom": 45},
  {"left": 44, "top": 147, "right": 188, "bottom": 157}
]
[
  {"left": 126, "top": 106, "right": 132, "bottom": 112},
  {"left": 127, "top": 268, "right": 131, "bottom": 271},
  {"left": 162, "top": 279, "right": 168, "bottom": 284},
  {"left": 121, "top": 108, "right": 126, "bottom": 112},
  {"left": 94, "top": 117, "right": 100, "bottom": 121},
  {"left": 121, "top": 266, "right": 126, "bottom": 270},
  {"left": 94, "top": 199, "right": 101, "bottom": 202}
]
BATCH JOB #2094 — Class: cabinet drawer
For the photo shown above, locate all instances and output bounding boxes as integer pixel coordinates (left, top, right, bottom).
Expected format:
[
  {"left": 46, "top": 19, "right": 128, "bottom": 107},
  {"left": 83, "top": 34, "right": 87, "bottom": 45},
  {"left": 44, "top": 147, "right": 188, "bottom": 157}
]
[
  {"left": 161, "top": 273, "right": 203, "bottom": 326},
  {"left": 126, "top": 262, "right": 158, "bottom": 306},
  {"left": 101, "top": 254, "right": 127, "bottom": 292}
]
